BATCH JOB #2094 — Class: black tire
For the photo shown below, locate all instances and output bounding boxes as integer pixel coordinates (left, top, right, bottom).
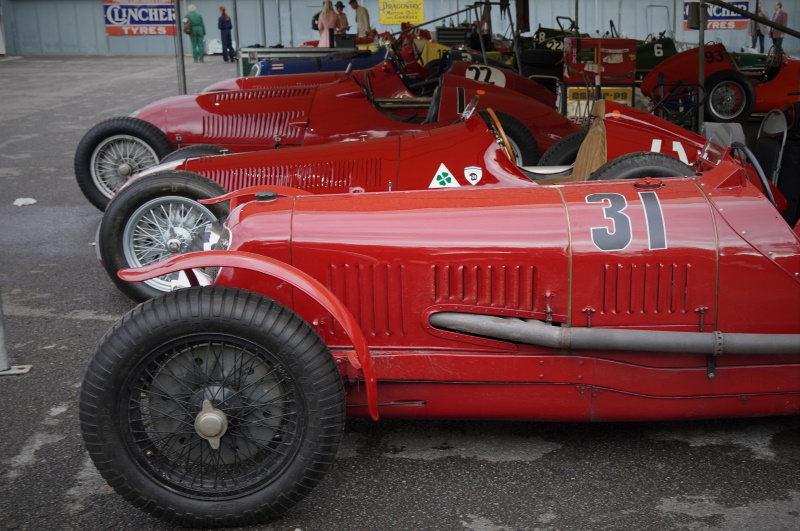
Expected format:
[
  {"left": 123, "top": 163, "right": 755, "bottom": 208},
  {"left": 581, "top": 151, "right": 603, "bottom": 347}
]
[
  {"left": 478, "top": 110, "right": 540, "bottom": 165},
  {"left": 98, "top": 170, "right": 228, "bottom": 302},
  {"left": 79, "top": 286, "right": 346, "bottom": 528},
  {"left": 589, "top": 152, "right": 694, "bottom": 181},
  {"left": 704, "top": 70, "right": 756, "bottom": 123},
  {"left": 538, "top": 130, "right": 588, "bottom": 165},
  {"left": 159, "top": 144, "right": 231, "bottom": 164},
  {"left": 75, "top": 117, "right": 174, "bottom": 210}
]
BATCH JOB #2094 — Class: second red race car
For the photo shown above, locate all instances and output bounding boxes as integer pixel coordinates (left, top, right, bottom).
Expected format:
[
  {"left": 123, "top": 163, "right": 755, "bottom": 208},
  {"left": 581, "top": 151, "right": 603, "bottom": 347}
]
[{"left": 96, "top": 101, "right": 783, "bottom": 303}]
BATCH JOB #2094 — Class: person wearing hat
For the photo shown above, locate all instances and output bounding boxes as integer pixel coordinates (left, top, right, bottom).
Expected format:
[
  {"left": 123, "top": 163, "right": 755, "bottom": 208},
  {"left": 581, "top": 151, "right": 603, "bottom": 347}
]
[
  {"left": 349, "top": 0, "right": 371, "bottom": 37},
  {"left": 335, "top": 1, "right": 350, "bottom": 34}
]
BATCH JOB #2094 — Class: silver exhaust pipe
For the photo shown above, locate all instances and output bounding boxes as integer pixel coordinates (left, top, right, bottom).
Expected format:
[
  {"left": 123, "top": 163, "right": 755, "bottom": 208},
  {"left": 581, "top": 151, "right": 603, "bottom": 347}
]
[{"left": 429, "top": 312, "right": 800, "bottom": 356}]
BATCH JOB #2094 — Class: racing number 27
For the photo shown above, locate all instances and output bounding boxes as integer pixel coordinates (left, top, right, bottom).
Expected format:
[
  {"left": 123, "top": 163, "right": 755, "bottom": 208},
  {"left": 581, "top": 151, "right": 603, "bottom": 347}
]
[{"left": 586, "top": 192, "right": 667, "bottom": 251}]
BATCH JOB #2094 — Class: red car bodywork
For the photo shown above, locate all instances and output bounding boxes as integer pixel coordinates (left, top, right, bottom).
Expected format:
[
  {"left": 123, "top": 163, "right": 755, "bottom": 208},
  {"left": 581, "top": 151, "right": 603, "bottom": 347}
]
[
  {"left": 124, "top": 153, "right": 800, "bottom": 422},
  {"left": 133, "top": 65, "right": 575, "bottom": 157},
  {"left": 641, "top": 43, "right": 800, "bottom": 113},
  {"left": 132, "top": 101, "right": 713, "bottom": 194},
  {"left": 204, "top": 59, "right": 557, "bottom": 109}
]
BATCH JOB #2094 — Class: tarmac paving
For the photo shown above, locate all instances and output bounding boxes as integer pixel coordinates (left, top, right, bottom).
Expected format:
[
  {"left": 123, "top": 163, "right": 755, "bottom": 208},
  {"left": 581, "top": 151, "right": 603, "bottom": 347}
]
[{"left": 0, "top": 55, "right": 798, "bottom": 531}]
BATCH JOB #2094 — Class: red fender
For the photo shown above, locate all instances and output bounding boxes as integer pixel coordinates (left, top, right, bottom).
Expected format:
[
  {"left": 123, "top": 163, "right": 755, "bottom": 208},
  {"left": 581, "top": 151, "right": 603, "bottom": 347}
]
[
  {"left": 119, "top": 250, "right": 379, "bottom": 420},
  {"left": 200, "top": 185, "right": 314, "bottom": 208}
]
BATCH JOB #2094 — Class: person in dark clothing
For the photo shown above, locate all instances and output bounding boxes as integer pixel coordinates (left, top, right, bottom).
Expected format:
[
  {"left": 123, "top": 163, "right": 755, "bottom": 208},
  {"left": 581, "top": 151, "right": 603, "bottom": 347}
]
[
  {"left": 769, "top": 2, "right": 788, "bottom": 55},
  {"left": 218, "top": 6, "right": 235, "bottom": 63}
]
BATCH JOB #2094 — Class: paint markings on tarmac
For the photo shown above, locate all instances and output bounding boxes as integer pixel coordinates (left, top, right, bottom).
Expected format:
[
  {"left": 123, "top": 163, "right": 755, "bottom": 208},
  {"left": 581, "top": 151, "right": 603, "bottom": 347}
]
[
  {"left": 461, "top": 514, "right": 514, "bottom": 531},
  {"left": 2, "top": 303, "right": 120, "bottom": 322},
  {"left": 66, "top": 457, "right": 110, "bottom": 515},
  {"left": 647, "top": 422, "right": 786, "bottom": 460},
  {"left": 382, "top": 431, "right": 562, "bottom": 462},
  {"left": 657, "top": 492, "right": 800, "bottom": 530},
  {"left": 3, "top": 401, "right": 74, "bottom": 479}
]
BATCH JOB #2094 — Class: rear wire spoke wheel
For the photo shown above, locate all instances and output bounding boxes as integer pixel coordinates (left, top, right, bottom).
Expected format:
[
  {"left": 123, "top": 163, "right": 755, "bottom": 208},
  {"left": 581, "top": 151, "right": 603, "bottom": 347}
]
[
  {"left": 704, "top": 70, "right": 755, "bottom": 123},
  {"left": 589, "top": 151, "right": 694, "bottom": 181},
  {"left": 79, "top": 287, "right": 346, "bottom": 528}
]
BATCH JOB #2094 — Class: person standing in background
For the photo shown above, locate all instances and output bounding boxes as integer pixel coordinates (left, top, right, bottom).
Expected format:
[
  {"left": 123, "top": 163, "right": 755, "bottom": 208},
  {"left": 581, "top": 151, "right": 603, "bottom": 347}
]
[
  {"left": 186, "top": 5, "right": 206, "bottom": 63},
  {"left": 769, "top": 2, "right": 788, "bottom": 54},
  {"left": 349, "top": 0, "right": 370, "bottom": 37},
  {"left": 748, "top": 2, "right": 768, "bottom": 53},
  {"left": 335, "top": 1, "right": 350, "bottom": 34},
  {"left": 316, "top": 0, "right": 340, "bottom": 47},
  {"left": 218, "top": 6, "right": 235, "bottom": 63}
]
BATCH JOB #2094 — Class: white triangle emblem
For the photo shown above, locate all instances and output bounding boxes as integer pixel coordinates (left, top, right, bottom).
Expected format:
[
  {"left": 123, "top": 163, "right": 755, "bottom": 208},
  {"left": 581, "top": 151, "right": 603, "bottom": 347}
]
[{"left": 428, "top": 163, "right": 460, "bottom": 188}]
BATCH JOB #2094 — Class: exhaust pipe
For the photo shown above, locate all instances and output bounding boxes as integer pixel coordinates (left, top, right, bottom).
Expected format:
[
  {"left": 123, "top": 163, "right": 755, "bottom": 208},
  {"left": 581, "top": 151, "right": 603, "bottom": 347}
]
[{"left": 429, "top": 312, "right": 800, "bottom": 356}]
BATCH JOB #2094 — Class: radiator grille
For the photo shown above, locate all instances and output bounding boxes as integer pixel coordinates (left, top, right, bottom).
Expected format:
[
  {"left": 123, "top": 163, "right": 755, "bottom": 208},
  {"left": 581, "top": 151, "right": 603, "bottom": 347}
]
[
  {"left": 213, "top": 87, "right": 313, "bottom": 101},
  {"left": 202, "top": 111, "right": 304, "bottom": 140},
  {"left": 432, "top": 264, "right": 537, "bottom": 311},
  {"left": 601, "top": 262, "right": 692, "bottom": 315},
  {"left": 327, "top": 263, "right": 407, "bottom": 337},
  {"left": 204, "top": 158, "right": 383, "bottom": 193}
]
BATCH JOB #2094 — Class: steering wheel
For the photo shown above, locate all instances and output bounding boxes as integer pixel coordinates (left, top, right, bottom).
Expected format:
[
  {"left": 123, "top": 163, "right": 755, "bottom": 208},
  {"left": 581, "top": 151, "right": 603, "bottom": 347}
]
[
  {"left": 730, "top": 141, "right": 776, "bottom": 207},
  {"left": 485, "top": 109, "right": 515, "bottom": 162},
  {"left": 765, "top": 46, "right": 783, "bottom": 68},
  {"left": 387, "top": 41, "right": 407, "bottom": 75},
  {"left": 363, "top": 72, "right": 374, "bottom": 103}
]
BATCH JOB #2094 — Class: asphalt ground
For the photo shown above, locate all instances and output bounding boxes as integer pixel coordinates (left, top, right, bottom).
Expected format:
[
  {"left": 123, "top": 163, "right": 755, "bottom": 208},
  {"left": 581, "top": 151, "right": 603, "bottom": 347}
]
[{"left": 0, "top": 55, "right": 798, "bottom": 531}]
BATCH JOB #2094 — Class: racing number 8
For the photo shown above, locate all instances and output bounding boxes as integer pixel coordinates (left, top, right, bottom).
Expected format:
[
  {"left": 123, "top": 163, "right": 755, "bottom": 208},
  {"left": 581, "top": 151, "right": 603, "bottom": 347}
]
[{"left": 586, "top": 192, "right": 667, "bottom": 251}]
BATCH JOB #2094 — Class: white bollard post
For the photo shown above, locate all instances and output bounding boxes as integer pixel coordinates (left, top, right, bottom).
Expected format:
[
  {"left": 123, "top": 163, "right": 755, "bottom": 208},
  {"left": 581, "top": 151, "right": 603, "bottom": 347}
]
[{"left": 0, "top": 292, "right": 32, "bottom": 376}]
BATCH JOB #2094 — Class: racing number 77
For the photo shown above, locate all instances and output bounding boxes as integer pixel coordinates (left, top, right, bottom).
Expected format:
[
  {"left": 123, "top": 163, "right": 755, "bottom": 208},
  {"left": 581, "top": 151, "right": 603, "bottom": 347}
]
[{"left": 586, "top": 192, "right": 667, "bottom": 251}]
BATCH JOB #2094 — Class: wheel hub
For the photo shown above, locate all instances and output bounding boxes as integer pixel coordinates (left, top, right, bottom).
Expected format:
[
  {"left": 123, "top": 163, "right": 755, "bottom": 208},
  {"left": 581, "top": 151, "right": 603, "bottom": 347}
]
[
  {"left": 162, "top": 227, "right": 193, "bottom": 253},
  {"left": 194, "top": 399, "right": 228, "bottom": 450},
  {"left": 118, "top": 163, "right": 133, "bottom": 177}
]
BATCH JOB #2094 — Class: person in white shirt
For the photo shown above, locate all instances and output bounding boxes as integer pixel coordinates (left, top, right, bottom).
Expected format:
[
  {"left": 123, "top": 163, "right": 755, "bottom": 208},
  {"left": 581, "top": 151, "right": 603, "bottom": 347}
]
[{"left": 349, "top": 0, "right": 370, "bottom": 37}]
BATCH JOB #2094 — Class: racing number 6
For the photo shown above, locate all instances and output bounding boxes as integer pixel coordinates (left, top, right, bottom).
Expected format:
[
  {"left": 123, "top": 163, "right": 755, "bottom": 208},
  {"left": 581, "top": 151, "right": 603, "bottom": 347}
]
[{"left": 586, "top": 192, "right": 667, "bottom": 251}]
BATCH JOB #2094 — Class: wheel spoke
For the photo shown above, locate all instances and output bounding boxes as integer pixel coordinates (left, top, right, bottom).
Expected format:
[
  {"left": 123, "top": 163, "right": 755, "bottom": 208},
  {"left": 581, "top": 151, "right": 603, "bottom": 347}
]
[{"left": 124, "top": 336, "right": 303, "bottom": 496}]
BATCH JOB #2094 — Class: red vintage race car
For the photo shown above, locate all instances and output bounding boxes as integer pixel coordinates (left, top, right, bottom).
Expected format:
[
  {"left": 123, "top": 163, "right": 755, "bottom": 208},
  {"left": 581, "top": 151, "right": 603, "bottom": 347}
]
[
  {"left": 640, "top": 43, "right": 800, "bottom": 123},
  {"left": 98, "top": 101, "right": 734, "bottom": 302},
  {"left": 205, "top": 49, "right": 555, "bottom": 108},
  {"left": 80, "top": 140, "right": 800, "bottom": 527},
  {"left": 75, "top": 54, "right": 572, "bottom": 210}
]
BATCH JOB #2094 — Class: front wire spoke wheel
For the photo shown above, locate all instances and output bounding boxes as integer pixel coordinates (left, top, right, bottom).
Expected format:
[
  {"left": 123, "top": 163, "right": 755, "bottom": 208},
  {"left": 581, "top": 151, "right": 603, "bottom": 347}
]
[
  {"left": 122, "top": 196, "right": 217, "bottom": 292},
  {"left": 80, "top": 287, "right": 345, "bottom": 526},
  {"left": 129, "top": 336, "right": 301, "bottom": 496},
  {"left": 91, "top": 135, "right": 160, "bottom": 199}
]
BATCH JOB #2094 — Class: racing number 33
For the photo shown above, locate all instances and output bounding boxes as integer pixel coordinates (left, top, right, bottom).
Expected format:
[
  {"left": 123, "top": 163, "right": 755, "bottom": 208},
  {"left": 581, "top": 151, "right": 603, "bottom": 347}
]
[{"left": 586, "top": 192, "right": 667, "bottom": 251}]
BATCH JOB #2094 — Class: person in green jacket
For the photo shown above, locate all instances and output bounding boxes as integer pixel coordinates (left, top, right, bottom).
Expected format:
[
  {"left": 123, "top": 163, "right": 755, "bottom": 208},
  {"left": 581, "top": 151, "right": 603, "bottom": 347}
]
[{"left": 186, "top": 5, "right": 206, "bottom": 62}]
